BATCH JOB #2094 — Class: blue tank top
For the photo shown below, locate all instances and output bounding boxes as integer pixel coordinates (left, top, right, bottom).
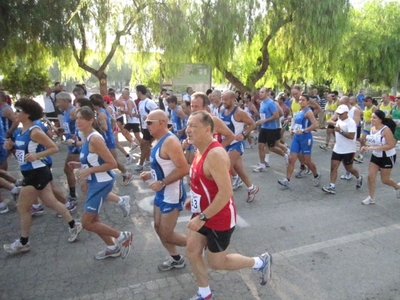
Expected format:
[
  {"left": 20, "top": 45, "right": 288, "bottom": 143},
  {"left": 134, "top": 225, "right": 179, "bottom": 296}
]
[
  {"left": 63, "top": 106, "right": 76, "bottom": 139},
  {"left": 150, "top": 132, "right": 186, "bottom": 204},
  {"left": 99, "top": 108, "right": 116, "bottom": 148},
  {"left": 293, "top": 107, "right": 312, "bottom": 137},
  {"left": 33, "top": 120, "right": 52, "bottom": 165},
  {"left": 171, "top": 106, "right": 186, "bottom": 140},
  {"left": 0, "top": 104, "right": 12, "bottom": 137},
  {"left": 79, "top": 131, "right": 114, "bottom": 183},
  {"left": 14, "top": 125, "right": 48, "bottom": 171},
  {"left": 220, "top": 106, "right": 244, "bottom": 145}
]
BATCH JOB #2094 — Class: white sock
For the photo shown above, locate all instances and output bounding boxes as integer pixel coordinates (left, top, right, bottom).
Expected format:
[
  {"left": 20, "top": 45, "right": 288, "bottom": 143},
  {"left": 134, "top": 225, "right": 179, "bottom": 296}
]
[
  {"left": 118, "top": 197, "right": 124, "bottom": 205},
  {"left": 117, "top": 232, "right": 125, "bottom": 242},
  {"left": 330, "top": 183, "right": 335, "bottom": 188},
  {"left": 107, "top": 244, "right": 118, "bottom": 250},
  {"left": 247, "top": 184, "right": 254, "bottom": 190},
  {"left": 264, "top": 154, "right": 270, "bottom": 163},
  {"left": 253, "top": 257, "right": 263, "bottom": 269},
  {"left": 232, "top": 175, "right": 239, "bottom": 180},
  {"left": 65, "top": 202, "right": 71, "bottom": 208},
  {"left": 32, "top": 203, "right": 41, "bottom": 209},
  {"left": 198, "top": 286, "right": 212, "bottom": 298}
]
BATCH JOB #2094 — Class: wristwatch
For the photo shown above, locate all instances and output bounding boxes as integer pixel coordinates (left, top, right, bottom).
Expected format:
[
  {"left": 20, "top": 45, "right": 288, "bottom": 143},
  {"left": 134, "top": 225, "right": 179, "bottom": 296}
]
[
  {"left": 199, "top": 212, "right": 209, "bottom": 222},
  {"left": 159, "top": 180, "right": 166, "bottom": 188}
]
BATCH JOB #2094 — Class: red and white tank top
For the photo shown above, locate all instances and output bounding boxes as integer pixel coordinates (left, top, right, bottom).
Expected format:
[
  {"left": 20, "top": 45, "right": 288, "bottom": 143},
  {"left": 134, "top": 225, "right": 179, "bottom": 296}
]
[{"left": 190, "top": 141, "right": 236, "bottom": 230}]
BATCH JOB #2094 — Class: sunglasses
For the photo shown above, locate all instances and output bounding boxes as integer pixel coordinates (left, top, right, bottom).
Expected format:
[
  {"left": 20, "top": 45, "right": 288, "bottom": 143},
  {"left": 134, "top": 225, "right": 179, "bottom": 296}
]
[
  {"left": 146, "top": 119, "right": 162, "bottom": 125},
  {"left": 337, "top": 113, "right": 344, "bottom": 115}
]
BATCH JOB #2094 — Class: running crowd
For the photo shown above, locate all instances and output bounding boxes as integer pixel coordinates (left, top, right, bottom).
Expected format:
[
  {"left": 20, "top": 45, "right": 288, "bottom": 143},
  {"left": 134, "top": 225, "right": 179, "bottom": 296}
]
[{"left": 1, "top": 83, "right": 400, "bottom": 300}]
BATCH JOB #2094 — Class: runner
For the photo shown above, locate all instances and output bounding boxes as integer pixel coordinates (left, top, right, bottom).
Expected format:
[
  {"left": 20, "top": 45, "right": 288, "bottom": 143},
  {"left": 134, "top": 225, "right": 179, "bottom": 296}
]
[
  {"left": 319, "top": 93, "right": 338, "bottom": 150},
  {"left": 220, "top": 90, "right": 259, "bottom": 202},
  {"left": 3, "top": 98, "right": 82, "bottom": 254},
  {"left": 140, "top": 110, "right": 189, "bottom": 271},
  {"left": 278, "top": 94, "right": 321, "bottom": 188},
  {"left": 69, "top": 106, "right": 133, "bottom": 259},
  {"left": 185, "top": 111, "right": 272, "bottom": 300},
  {"left": 360, "top": 110, "right": 400, "bottom": 205},
  {"left": 356, "top": 96, "right": 377, "bottom": 163},
  {"left": 322, "top": 105, "right": 363, "bottom": 194}
]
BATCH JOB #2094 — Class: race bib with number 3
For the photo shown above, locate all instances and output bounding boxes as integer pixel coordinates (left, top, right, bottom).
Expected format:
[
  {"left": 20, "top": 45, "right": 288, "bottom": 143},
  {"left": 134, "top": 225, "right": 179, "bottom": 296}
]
[{"left": 190, "top": 190, "right": 201, "bottom": 213}]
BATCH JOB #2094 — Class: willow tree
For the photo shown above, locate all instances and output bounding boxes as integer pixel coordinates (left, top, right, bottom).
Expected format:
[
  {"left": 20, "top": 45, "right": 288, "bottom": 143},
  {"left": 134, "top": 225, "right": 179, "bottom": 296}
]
[
  {"left": 60, "top": 0, "right": 190, "bottom": 95},
  {"left": 185, "top": 0, "right": 350, "bottom": 92},
  {"left": 333, "top": 1, "right": 400, "bottom": 90}
]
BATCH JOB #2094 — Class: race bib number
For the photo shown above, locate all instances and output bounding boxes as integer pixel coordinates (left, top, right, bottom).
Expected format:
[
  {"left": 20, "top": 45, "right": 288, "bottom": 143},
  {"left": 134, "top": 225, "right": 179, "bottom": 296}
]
[
  {"left": 383, "top": 110, "right": 389, "bottom": 116},
  {"left": 364, "top": 121, "right": 372, "bottom": 130},
  {"left": 63, "top": 122, "right": 70, "bottom": 134},
  {"left": 260, "top": 113, "right": 266, "bottom": 120},
  {"left": 190, "top": 190, "right": 201, "bottom": 213},
  {"left": 15, "top": 149, "right": 25, "bottom": 165},
  {"left": 293, "top": 124, "right": 303, "bottom": 131},
  {"left": 150, "top": 169, "right": 157, "bottom": 182},
  {"left": 173, "top": 123, "right": 177, "bottom": 131}
]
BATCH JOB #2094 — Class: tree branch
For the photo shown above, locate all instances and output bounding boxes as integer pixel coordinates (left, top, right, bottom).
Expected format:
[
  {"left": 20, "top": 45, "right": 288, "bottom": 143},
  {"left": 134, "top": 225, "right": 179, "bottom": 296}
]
[
  {"left": 248, "top": 14, "right": 293, "bottom": 85},
  {"left": 217, "top": 66, "right": 249, "bottom": 92}
]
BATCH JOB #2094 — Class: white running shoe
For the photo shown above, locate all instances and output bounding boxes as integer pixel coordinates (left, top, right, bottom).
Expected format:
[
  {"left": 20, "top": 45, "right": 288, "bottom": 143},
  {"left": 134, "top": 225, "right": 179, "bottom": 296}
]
[
  {"left": 312, "top": 174, "right": 321, "bottom": 187},
  {"left": 362, "top": 196, "right": 375, "bottom": 205},
  {"left": 341, "top": 172, "right": 352, "bottom": 180},
  {"left": 253, "top": 163, "right": 267, "bottom": 173},
  {"left": 119, "top": 196, "right": 131, "bottom": 217},
  {"left": 68, "top": 222, "right": 83, "bottom": 243},
  {"left": 4, "top": 239, "right": 30, "bottom": 254},
  {"left": 278, "top": 178, "right": 290, "bottom": 188}
]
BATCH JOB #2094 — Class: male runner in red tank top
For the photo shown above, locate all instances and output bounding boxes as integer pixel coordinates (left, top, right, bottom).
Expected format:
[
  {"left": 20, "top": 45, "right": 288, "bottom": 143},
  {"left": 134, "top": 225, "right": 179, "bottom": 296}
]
[{"left": 184, "top": 111, "right": 272, "bottom": 300}]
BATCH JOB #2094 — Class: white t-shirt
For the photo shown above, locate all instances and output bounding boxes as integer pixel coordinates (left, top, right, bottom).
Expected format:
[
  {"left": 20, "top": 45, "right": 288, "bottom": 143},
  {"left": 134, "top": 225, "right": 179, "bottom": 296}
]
[
  {"left": 182, "top": 93, "right": 191, "bottom": 101},
  {"left": 43, "top": 93, "right": 55, "bottom": 113},
  {"left": 138, "top": 98, "right": 158, "bottom": 129},
  {"left": 126, "top": 98, "right": 140, "bottom": 124},
  {"left": 333, "top": 117, "right": 357, "bottom": 154}
]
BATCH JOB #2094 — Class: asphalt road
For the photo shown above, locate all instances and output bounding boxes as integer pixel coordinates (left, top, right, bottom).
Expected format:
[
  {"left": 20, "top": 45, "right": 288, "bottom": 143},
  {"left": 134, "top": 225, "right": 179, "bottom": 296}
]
[{"left": 1, "top": 130, "right": 400, "bottom": 300}]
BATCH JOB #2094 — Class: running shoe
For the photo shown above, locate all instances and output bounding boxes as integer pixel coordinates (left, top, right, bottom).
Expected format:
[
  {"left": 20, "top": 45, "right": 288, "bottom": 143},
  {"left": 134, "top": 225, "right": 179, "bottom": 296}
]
[
  {"left": 30, "top": 205, "right": 44, "bottom": 216},
  {"left": 253, "top": 163, "right": 267, "bottom": 173},
  {"left": 362, "top": 196, "right": 375, "bottom": 205},
  {"left": 356, "top": 175, "right": 364, "bottom": 189},
  {"left": 189, "top": 293, "right": 213, "bottom": 300},
  {"left": 133, "top": 165, "right": 143, "bottom": 172},
  {"left": 3, "top": 239, "right": 30, "bottom": 254},
  {"left": 0, "top": 204, "right": 9, "bottom": 214},
  {"left": 15, "top": 179, "right": 23, "bottom": 187},
  {"left": 143, "top": 161, "right": 151, "bottom": 169},
  {"left": 56, "top": 202, "right": 77, "bottom": 218},
  {"left": 295, "top": 168, "right": 308, "bottom": 178},
  {"left": 322, "top": 185, "right": 336, "bottom": 194},
  {"left": 246, "top": 185, "right": 259, "bottom": 203},
  {"left": 67, "top": 195, "right": 78, "bottom": 203},
  {"left": 121, "top": 173, "right": 133, "bottom": 186},
  {"left": 125, "top": 154, "right": 133, "bottom": 165},
  {"left": 68, "top": 222, "right": 83, "bottom": 243},
  {"left": 119, "top": 196, "right": 131, "bottom": 217},
  {"left": 312, "top": 174, "right": 321, "bottom": 187},
  {"left": 340, "top": 172, "right": 352, "bottom": 180},
  {"left": 396, "top": 186, "right": 400, "bottom": 199},
  {"left": 95, "top": 246, "right": 121, "bottom": 260},
  {"left": 354, "top": 156, "right": 363, "bottom": 163},
  {"left": 10, "top": 186, "right": 20, "bottom": 201},
  {"left": 232, "top": 177, "right": 243, "bottom": 190},
  {"left": 129, "top": 143, "right": 139, "bottom": 153},
  {"left": 256, "top": 252, "right": 272, "bottom": 286},
  {"left": 319, "top": 144, "right": 328, "bottom": 150},
  {"left": 278, "top": 178, "right": 290, "bottom": 188},
  {"left": 158, "top": 256, "right": 186, "bottom": 271},
  {"left": 119, "top": 231, "right": 133, "bottom": 259},
  {"left": 264, "top": 161, "right": 270, "bottom": 168}
]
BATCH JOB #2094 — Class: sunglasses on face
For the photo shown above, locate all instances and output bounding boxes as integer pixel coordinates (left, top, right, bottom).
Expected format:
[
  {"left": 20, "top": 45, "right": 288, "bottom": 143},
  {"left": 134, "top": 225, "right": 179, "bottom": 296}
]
[{"left": 146, "top": 120, "right": 161, "bottom": 126}]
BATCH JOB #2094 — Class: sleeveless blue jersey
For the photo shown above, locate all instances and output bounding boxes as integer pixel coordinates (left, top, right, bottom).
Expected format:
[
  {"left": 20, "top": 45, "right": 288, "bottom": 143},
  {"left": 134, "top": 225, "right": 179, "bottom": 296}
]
[
  {"left": 63, "top": 106, "right": 76, "bottom": 139},
  {"left": 219, "top": 106, "right": 244, "bottom": 145},
  {"left": 14, "top": 125, "right": 48, "bottom": 171},
  {"left": 79, "top": 131, "right": 114, "bottom": 183},
  {"left": 0, "top": 104, "right": 12, "bottom": 137},
  {"left": 293, "top": 107, "right": 312, "bottom": 137},
  {"left": 150, "top": 132, "right": 186, "bottom": 204},
  {"left": 99, "top": 108, "right": 116, "bottom": 149},
  {"left": 171, "top": 106, "right": 186, "bottom": 140}
]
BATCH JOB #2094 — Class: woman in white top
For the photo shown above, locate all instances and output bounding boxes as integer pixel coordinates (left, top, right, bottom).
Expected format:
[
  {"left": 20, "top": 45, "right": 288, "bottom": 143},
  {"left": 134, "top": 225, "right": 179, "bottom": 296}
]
[{"left": 360, "top": 110, "right": 400, "bottom": 205}]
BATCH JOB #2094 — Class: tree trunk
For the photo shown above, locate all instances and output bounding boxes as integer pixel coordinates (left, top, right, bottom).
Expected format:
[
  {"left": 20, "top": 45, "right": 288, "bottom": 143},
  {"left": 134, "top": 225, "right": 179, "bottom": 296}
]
[{"left": 96, "top": 72, "right": 107, "bottom": 96}]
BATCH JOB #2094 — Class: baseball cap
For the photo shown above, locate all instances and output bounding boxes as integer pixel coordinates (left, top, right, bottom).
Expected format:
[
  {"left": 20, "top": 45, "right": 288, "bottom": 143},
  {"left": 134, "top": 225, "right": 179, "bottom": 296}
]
[
  {"left": 336, "top": 104, "right": 349, "bottom": 114},
  {"left": 103, "top": 95, "right": 111, "bottom": 104}
]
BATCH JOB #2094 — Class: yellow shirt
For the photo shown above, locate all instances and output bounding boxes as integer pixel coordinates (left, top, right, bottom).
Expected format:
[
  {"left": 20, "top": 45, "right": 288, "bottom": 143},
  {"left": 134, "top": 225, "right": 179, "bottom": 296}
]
[
  {"left": 325, "top": 101, "right": 338, "bottom": 120},
  {"left": 363, "top": 106, "right": 374, "bottom": 130},
  {"left": 380, "top": 102, "right": 392, "bottom": 118}
]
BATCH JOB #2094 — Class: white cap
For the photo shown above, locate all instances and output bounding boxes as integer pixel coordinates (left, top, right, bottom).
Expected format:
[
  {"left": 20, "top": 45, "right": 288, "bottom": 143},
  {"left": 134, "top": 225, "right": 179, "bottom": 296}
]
[{"left": 336, "top": 104, "right": 349, "bottom": 114}]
